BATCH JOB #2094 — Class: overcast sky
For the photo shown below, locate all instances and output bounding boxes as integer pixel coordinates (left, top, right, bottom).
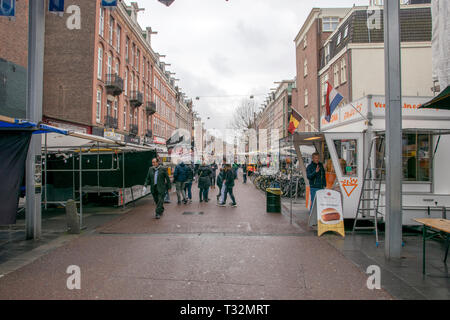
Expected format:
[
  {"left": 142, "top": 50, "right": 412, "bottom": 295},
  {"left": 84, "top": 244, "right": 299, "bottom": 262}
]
[{"left": 135, "top": 0, "right": 368, "bottom": 131}]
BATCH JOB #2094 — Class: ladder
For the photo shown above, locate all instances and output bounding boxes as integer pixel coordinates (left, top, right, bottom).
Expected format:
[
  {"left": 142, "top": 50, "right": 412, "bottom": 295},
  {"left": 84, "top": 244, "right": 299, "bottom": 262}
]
[{"left": 352, "top": 136, "right": 385, "bottom": 247}]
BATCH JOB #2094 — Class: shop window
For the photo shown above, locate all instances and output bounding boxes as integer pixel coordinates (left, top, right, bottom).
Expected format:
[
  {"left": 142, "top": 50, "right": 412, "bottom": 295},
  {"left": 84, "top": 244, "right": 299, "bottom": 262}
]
[
  {"left": 333, "top": 139, "right": 358, "bottom": 176},
  {"left": 402, "top": 133, "right": 431, "bottom": 181}
]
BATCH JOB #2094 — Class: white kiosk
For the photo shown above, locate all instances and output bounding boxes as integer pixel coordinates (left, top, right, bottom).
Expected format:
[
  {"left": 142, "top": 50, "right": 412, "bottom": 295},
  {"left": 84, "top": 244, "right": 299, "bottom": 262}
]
[{"left": 293, "top": 95, "right": 450, "bottom": 226}]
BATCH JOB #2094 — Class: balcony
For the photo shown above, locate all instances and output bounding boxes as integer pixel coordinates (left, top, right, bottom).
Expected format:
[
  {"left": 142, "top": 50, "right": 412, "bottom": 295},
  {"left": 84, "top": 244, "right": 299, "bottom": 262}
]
[
  {"left": 105, "top": 74, "right": 124, "bottom": 96},
  {"left": 145, "top": 129, "right": 152, "bottom": 138},
  {"left": 129, "top": 91, "right": 143, "bottom": 107},
  {"left": 104, "top": 115, "right": 118, "bottom": 129},
  {"left": 129, "top": 124, "right": 139, "bottom": 136},
  {"left": 145, "top": 101, "right": 156, "bottom": 115}
]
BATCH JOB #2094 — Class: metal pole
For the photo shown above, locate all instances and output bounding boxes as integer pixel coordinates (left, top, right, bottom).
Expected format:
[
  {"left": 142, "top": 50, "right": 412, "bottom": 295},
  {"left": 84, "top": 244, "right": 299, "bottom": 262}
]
[
  {"left": 25, "top": 0, "right": 45, "bottom": 240},
  {"left": 384, "top": 0, "right": 403, "bottom": 259},
  {"left": 122, "top": 151, "right": 126, "bottom": 209},
  {"left": 290, "top": 135, "right": 293, "bottom": 225},
  {"left": 79, "top": 148, "right": 83, "bottom": 228},
  {"left": 44, "top": 133, "right": 47, "bottom": 210}
]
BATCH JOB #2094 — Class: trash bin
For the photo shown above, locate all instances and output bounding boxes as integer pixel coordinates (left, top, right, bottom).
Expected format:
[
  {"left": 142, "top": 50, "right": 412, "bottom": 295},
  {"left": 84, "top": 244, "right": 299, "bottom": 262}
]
[{"left": 266, "top": 188, "right": 282, "bottom": 213}]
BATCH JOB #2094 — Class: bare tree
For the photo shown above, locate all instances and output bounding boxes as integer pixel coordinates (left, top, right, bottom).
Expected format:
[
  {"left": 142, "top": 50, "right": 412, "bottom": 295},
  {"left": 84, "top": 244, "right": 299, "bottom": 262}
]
[{"left": 228, "top": 99, "right": 259, "bottom": 130}]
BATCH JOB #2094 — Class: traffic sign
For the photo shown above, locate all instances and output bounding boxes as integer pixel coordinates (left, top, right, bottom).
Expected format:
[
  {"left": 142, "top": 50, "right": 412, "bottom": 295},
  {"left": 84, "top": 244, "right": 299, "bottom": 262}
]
[
  {"left": 101, "top": 0, "right": 117, "bottom": 7},
  {"left": 48, "top": 0, "right": 64, "bottom": 13},
  {"left": 0, "top": 0, "right": 15, "bottom": 17},
  {"left": 158, "top": 0, "right": 175, "bottom": 7}
]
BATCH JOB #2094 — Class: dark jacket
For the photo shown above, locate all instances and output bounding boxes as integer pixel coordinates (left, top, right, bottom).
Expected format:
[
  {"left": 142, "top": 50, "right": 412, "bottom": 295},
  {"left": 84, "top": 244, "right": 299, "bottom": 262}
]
[
  {"left": 306, "top": 162, "right": 326, "bottom": 189},
  {"left": 185, "top": 165, "right": 194, "bottom": 182},
  {"left": 217, "top": 170, "right": 224, "bottom": 188},
  {"left": 224, "top": 169, "right": 235, "bottom": 187},
  {"left": 198, "top": 165, "right": 212, "bottom": 189},
  {"left": 174, "top": 162, "right": 188, "bottom": 183},
  {"left": 145, "top": 165, "right": 171, "bottom": 194}
]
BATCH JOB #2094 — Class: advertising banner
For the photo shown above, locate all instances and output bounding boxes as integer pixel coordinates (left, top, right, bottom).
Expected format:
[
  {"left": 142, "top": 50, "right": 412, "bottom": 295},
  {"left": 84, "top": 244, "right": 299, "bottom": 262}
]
[{"left": 310, "top": 189, "right": 345, "bottom": 237}]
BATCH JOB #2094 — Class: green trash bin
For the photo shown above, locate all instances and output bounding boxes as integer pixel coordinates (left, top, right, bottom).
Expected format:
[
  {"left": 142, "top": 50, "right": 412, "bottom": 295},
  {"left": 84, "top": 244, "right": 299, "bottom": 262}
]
[{"left": 266, "top": 188, "right": 282, "bottom": 213}]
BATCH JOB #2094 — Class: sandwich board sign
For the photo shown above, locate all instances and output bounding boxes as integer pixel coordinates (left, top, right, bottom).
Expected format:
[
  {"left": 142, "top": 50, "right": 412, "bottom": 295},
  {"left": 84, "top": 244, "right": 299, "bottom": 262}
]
[
  {"left": 309, "top": 189, "right": 345, "bottom": 238},
  {"left": 0, "top": 0, "right": 15, "bottom": 17}
]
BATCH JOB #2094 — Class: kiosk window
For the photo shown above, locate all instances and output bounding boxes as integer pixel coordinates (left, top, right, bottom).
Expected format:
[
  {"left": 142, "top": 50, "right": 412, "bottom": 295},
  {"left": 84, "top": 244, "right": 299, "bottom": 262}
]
[
  {"left": 402, "top": 133, "right": 431, "bottom": 181},
  {"left": 333, "top": 139, "right": 358, "bottom": 176}
]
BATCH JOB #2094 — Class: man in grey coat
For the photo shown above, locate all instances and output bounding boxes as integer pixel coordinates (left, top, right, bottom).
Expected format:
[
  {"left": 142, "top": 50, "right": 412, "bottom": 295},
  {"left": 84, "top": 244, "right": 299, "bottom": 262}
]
[{"left": 144, "top": 158, "right": 172, "bottom": 219}]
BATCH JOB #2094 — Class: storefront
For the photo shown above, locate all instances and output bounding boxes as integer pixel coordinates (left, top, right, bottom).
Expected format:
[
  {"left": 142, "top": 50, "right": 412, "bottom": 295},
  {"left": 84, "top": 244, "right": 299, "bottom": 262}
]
[{"left": 293, "top": 95, "right": 450, "bottom": 225}]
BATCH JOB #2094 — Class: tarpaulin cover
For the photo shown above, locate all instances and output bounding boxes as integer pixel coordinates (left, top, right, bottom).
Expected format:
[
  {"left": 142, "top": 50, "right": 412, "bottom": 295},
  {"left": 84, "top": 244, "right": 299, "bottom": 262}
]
[
  {"left": 45, "top": 150, "right": 157, "bottom": 190},
  {"left": 0, "top": 131, "right": 31, "bottom": 225}
]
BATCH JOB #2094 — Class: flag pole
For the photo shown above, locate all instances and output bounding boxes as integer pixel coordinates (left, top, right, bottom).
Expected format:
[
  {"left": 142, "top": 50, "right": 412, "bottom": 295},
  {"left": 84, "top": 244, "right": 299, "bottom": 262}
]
[{"left": 290, "top": 131, "right": 293, "bottom": 225}]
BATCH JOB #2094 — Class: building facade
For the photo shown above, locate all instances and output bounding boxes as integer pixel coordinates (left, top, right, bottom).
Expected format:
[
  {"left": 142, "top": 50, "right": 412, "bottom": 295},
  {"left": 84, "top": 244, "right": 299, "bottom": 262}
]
[{"left": 40, "top": 0, "right": 185, "bottom": 145}]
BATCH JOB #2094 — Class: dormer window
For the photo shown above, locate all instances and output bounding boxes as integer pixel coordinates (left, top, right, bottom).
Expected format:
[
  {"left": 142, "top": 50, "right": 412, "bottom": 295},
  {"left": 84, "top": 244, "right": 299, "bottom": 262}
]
[
  {"left": 336, "top": 33, "right": 342, "bottom": 46},
  {"left": 323, "top": 17, "right": 339, "bottom": 32}
]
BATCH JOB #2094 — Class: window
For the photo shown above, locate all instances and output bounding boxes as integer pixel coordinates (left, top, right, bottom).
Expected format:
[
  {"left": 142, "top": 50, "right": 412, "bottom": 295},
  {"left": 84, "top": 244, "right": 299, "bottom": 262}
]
[
  {"left": 130, "top": 72, "right": 134, "bottom": 92},
  {"left": 125, "top": 37, "right": 129, "bottom": 61},
  {"left": 99, "top": 8, "right": 104, "bottom": 37},
  {"left": 344, "top": 25, "right": 349, "bottom": 38},
  {"left": 96, "top": 89, "right": 102, "bottom": 122},
  {"left": 106, "top": 100, "right": 112, "bottom": 117},
  {"left": 114, "top": 98, "right": 118, "bottom": 119},
  {"left": 340, "top": 59, "right": 347, "bottom": 84},
  {"left": 129, "top": 107, "right": 133, "bottom": 126},
  {"left": 333, "top": 139, "right": 358, "bottom": 176},
  {"left": 321, "top": 73, "right": 329, "bottom": 106},
  {"left": 116, "top": 25, "right": 121, "bottom": 52},
  {"left": 107, "top": 53, "right": 112, "bottom": 75},
  {"left": 109, "top": 16, "right": 114, "bottom": 45},
  {"left": 402, "top": 133, "right": 431, "bottom": 181},
  {"left": 325, "top": 43, "right": 331, "bottom": 64},
  {"left": 336, "top": 32, "right": 342, "bottom": 46},
  {"left": 124, "top": 69, "right": 128, "bottom": 95},
  {"left": 304, "top": 59, "right": 308, "bottom": 77},
  {"left": 322, "top": 17, "right": 339, "bottom": 32},
  {"left": 136, "top": 50, "right": 140, "bottom": 73},
  {"left": 115, "top": 61, "right": 119, "bottom": 76},
  {"left": 334, "top": 64, "right": 340, "bottom": 88},
  {"left": 304, "top": 89, "right": 308, "bottom": 106},
  {"left": 97, "top": 47, "right": 103, "bottom": 80},
  {"left": 123, "top": 103, "right": 127, "bottom": 129},
  {"left": 131, "top": 43, "right": 135, "bottom": 66}
]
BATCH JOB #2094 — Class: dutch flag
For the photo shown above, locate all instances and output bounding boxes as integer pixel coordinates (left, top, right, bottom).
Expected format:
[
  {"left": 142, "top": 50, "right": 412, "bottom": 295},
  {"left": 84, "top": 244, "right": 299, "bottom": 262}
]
[{"left": 325, "top": 81, "right": 344, "bottom": 123}]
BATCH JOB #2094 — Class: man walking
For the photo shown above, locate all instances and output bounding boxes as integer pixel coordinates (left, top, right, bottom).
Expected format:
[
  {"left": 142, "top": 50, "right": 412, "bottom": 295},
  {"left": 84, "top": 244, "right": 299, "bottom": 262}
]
[
  {"left": 184, "top": 163, "right": 194, "bottom": 203},
  {"left": 210, "top": 161, "right": 218, "bottom": 188},
  {"left": 218, "top": 164, "right": 237, "bottom": 207},
  {"left": 306, "top": 152, "right": 326, "bottom": 215},
  {"left": 232, "top": 161, "right": 239, "bottom": 180},
  {"left": 173, "top": 161, "right": 188, "bottom": 204},
  {"left": 144, "top": 158, "right": 172, "bottom": 219},
  {"left": 198, "top": 161, "right": 212, "bottom": 202},
  {"left": 242, "top": 163, "right": 248, "bottom": 184}
]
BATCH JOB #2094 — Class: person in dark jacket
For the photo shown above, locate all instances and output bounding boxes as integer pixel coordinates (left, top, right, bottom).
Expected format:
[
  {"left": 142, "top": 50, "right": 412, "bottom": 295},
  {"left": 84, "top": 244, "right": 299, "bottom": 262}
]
[
  {"left": 173, "top": 161, "right": 188, "bottom": 204},
  {"left": 216, "top": 167, "right": 225, "bottom": 203},
  {"left": 218, "top": 164, "right": 237, "bottom": 207},
  {"left": 144, "top": 158, "right": 172, "bottom": 219},
  {"left": 306, "top": 152, "right": 326, "bottom": 214},
  {"left": 184, "top": 163, "right": 194, "bottom": 203},
  {"left": 210, "top": 162, "right": 218, "bottom": 188},
  {"left": 198, "top": 162, "right": 212, "bottom": 202},
  {"left": 242, "top": 163, "right": 248, "bottom": 184}
]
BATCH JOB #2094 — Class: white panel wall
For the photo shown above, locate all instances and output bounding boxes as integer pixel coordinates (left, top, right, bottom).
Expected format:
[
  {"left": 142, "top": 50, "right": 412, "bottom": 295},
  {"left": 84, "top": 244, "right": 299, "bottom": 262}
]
[
  {"left": 351, "top": 45, "right": 434, "bottom": 100},
  {"left": 433, "top": 134, "right": 450, "bottom": 194}
]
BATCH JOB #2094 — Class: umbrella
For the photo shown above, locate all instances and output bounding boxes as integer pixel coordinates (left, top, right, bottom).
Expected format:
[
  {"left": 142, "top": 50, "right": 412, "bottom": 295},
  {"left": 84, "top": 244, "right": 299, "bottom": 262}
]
[{"left": 419, "top": 86, "right": 450, "bottom": 110}]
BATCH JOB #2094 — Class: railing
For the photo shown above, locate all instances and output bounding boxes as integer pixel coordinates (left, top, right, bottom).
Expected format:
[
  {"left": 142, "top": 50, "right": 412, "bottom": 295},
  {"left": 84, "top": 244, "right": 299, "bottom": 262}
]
[
  {"left": 104, "top": 115, "right": 118, "bottom": 129},
  {"left": 129, "top": 91, "right": 143, "bottom": 107},
  {"left": 145, "top": 101, "right": 156, "bottom": 115},
  {"left": 105, "top": 74, "right": 124, "bottom": 96},
  {"left": 129, "top": 124, "right": 139, "bottom": 136}
]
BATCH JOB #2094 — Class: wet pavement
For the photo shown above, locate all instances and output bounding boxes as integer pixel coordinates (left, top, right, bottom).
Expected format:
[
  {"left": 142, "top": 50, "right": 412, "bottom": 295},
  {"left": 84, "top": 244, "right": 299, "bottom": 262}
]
[
  {"left": 281, "top": 198, "right": 450, "bottom": 300},
  {"left": 0, "top": 177, "right": 393, "bottom": 300}
]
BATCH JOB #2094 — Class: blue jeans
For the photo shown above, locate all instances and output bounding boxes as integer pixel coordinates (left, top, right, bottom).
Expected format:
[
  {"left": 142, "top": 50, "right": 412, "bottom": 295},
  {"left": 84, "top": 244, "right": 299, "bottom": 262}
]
[
  {"left": 200, "top": 188, "right": 209, "bottom": 201},
  {"left": 184, "top": 181, "right": 192, "bottom": 200},
  {"left": 310, "top": 187, "right": 321, "bottom": 215}
]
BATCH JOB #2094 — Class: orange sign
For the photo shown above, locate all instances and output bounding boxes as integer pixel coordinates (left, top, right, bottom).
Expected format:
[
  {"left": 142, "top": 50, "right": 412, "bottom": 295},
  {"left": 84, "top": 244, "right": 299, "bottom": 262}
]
[{"left": 341, "top": 178, "right": 358, "bottom": 197}]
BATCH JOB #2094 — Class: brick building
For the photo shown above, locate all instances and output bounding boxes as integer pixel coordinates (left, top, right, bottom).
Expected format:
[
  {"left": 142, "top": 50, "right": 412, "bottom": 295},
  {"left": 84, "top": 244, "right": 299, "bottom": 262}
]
[
  {"left": 42, "top": 0, "right": 186, "bottom": 146},
  {"left": 293, "top": 8, "right": 350, "bottom": 133},
  {"left": 0, "top": 0, "right": 28, "bottom": 118}
]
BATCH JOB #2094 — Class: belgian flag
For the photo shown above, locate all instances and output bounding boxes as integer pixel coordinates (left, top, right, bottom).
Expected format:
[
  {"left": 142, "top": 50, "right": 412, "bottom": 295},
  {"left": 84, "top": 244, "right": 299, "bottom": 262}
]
[{"left": 288, "top": 109, "right": 303, "bottom": 134}]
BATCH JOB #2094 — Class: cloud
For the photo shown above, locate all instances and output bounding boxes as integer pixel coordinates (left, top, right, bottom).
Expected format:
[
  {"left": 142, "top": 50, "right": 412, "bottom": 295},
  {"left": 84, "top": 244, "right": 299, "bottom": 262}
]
[{"left": 135, "top": 0, "right": 368, "bottom": 131}]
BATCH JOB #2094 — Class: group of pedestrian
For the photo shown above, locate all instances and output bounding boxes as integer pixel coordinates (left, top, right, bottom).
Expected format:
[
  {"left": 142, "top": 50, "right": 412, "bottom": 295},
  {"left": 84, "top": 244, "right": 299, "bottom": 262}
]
[{"left": 143, "top": 158, "right": 239, "bottom": 219}]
